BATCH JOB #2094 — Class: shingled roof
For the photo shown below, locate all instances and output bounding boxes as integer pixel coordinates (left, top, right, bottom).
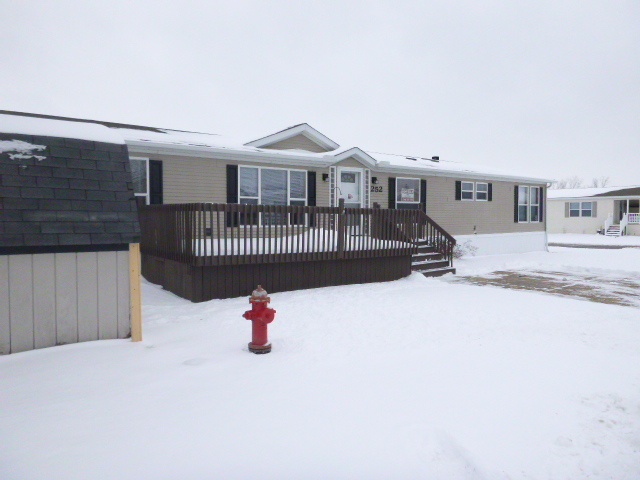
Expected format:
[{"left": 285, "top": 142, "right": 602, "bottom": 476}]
[{"left": 0, "top": 131, "right": 140, "bottom": 253}]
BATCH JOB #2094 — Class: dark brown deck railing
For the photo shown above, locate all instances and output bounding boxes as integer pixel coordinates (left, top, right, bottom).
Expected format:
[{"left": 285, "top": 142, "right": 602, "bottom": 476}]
[{"left": 138, "top": 200, "right": 456, "bottom": 267}]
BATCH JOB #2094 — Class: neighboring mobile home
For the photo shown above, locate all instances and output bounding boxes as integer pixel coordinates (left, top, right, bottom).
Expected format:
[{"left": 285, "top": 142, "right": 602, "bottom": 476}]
[{"left": 547, "top": 186, "right": 640, "bottom": 236}]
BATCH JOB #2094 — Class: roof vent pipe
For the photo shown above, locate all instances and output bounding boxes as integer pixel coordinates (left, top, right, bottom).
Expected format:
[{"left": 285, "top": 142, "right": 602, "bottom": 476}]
[{"left": 431, "top": 156, "right": 439, "bottom": 162}]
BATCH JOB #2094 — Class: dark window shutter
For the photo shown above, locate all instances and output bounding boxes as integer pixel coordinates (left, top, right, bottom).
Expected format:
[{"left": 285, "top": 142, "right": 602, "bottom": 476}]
[
  {"left": 514, "top": 185, "right": 519, "bottom": 222},
  {"left": 455, "top": 181, "right": 462, "bottom": 201},
  {"left": 591, "top": 200, "right": 596, "bottom": 218},
  {"left": 420, "top": 179, "right": 427, "bottom": 213},
  {"left": 227, "top": 165, "right": 238, "bottom": 203},
  {"left": 488, "top": 183, "right": 493, "bottom": 201},
  {"left": 388, "top": 177, "right": 396, "bottom": 209},
  {"left": 564, "top": 202, "right": 570, "bottom": 218},
  {"left": 226, "top": 165, "right": 239, "bottom": 227},
  {"left": 307, "top": 171, "right": 317, "bottom": 226},
  {"left": 540, "top": 186, "right": 545, "bottom": 219},
  {"left": 149, "top": 160, "right": 163, "bottom": 204},
  {"left": 307, "top": 171, "right": 316, "bottom": 206}
]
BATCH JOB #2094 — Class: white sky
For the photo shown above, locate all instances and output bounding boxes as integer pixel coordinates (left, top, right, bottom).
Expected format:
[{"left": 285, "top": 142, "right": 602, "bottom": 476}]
[{"left": 1, "top": 1, "right": 638, "bottom": 185}]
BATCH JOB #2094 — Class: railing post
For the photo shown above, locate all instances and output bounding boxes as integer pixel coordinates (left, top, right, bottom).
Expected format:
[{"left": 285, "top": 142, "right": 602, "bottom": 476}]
[{"left": 337, "top": 198, "right": 345, "bottom": 258}]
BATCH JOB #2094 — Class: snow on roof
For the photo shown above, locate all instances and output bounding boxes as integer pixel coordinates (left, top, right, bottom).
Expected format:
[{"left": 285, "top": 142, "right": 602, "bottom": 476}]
[
  {"left": 548, "top": 186, "right": 640, "bottom": 199},
  {"left": 0, "top": 111, "right": 550, "bottom": 182},
  {"left": 0, "top": 113, "right": 125, "bottom": 144},
  {"left": 367, "top": 151, "right": 547, "bottom": 181}
]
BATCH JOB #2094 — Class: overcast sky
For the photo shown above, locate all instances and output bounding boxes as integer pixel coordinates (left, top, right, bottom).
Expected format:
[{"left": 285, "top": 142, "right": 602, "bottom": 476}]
[{"left": 1, "top": 1, "right": 638, "bottom": 186}]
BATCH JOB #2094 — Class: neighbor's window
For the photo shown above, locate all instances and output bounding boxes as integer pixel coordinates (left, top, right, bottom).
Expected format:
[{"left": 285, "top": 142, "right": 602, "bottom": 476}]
[
  {"left": 476, "top": 182, "right": 488, "bottom": 201},
  {"left": 396, "top": 177, "right": 420, "bottom": 209},
  {"left": 569, "top": 202, "right": 580, "bottom": 217},
  {"left": 461, "top": 181, "right": 474, "bottom": 200},
  {"left": 518, "top": 186, "right": 530, "bottom": 222},
  {"left": 530, "top": 186, "right": 540, "bottom": 222},
  {"left": 581, "top": 201, "right": 593, "bottom": 217},
  {"left": 130, "top": 157, "right": 149, "bottom": 204}
]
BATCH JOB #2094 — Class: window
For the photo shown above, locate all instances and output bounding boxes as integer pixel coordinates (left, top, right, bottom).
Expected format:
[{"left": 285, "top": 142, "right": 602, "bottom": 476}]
[
  {"left": 130, "top": 157, "right": 149, "bottom": 204},
  {"left": 461, "top": 181, "right": 474, "bottom": 200},
  {"left": 569, "top": 202, "right": 580, "bottom": 217},
  {"left": 238, "top": 166, "right": 306, "bottom": 206},
  {"left": 476, "top": 182, "right": 488, "bottom": 201},
  {"left": 518, "top": 186, "right": 529, "bottom": 222},
  {"left": 396, "top": 177, "right": 420, "bottom": 209},
  {"left": 581, "top": 202, "right": 593, "bottom": 217},
  {"left": 530, "top": 187, "right": 540, "bottom": 222}
]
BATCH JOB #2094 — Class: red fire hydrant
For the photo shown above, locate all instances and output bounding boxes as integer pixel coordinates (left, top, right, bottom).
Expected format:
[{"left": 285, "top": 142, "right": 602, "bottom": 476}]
[{"left": 242, "top": 285, "right": 276, "bottom": 354}]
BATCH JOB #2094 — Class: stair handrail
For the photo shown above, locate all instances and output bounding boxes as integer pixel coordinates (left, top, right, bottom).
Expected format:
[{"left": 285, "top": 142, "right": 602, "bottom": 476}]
[
  {"left": 620, "top": 212, "right": 628, "bottom": 236},
  {"left": 415, "top": 210, "right": 457, "bottom": 267},
  {"left": 604, "top": 212, "right": 613, "bottom": 234}
]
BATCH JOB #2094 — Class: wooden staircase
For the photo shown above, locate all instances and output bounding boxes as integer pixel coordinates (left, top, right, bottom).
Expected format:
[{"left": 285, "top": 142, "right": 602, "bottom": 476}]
[{"left": 411, "top": 240, "right": 456, "bottom": 277}]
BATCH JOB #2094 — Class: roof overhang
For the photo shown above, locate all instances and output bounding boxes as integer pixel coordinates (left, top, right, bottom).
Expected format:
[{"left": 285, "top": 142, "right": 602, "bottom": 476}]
[
  {"left": 330, "top": 147, "right": 378, "bottom": 168},
  {"left": 245, "top": 123, "right": 340, "bottom": 151}
]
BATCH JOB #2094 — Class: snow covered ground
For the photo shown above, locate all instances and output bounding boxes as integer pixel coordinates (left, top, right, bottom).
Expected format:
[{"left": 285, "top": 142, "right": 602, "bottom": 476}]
[
  {"left": 549, "top": 233, "right": 640, "bottom": 247},
  {"left": 1, "top": 247, "right": 640, "bottom": 480}
]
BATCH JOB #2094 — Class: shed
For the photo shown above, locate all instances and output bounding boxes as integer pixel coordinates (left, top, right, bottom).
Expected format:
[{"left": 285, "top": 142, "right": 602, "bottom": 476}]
[{"left": 0, "top": 114, "right": 142, "bottom": 354}]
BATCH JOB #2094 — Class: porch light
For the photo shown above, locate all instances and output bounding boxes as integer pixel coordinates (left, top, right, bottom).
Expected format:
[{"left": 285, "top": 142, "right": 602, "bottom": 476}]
[
  {"left": 322, "top": 173, "right": 330, "bottom": 182},
  {"left": 372, "top": 177, "right": 379, "bottom": 184}
]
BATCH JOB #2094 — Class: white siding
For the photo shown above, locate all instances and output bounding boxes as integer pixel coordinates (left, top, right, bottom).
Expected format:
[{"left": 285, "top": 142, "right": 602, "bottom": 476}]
[{"left": 0, "top": 251, "right": 131, "bottom": 355}]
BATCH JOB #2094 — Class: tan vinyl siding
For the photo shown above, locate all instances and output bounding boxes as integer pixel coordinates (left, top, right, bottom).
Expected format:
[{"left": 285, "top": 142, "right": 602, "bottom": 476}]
[
  {"left": 262, "top": 134, "right": 330, "bottom": 153},
  {"left": 425, "top": 177, "right": 546, "bottom": 235},
  {"left": 133, "top": 151, "right": 545, "bottom": 236}
]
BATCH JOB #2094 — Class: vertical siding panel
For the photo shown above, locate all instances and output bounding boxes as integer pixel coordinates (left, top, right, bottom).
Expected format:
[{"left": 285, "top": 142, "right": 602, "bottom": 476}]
[
  {"left": 55, "top": 253, "right": 78, "bottom": 346},
  {"left": 9, "top": 255, "right": 33, "bottom": 353},
  {"left": 97, "top": 251, "right": 118, "bottom": 339},
  {"left": 116, "top": 250, "right": 131, "bottom": 338},
  {"left": 33, "top": 254, "right": 56, "bottom": 349},
  {"left": 9, "top": 255, "right": 34, "bottom": 353},
  {"left": 0, "top": 256, "right": 10, "bottom": 354},
  {"left": 77, "top": 252, "right": 99, "bottom": 342}
]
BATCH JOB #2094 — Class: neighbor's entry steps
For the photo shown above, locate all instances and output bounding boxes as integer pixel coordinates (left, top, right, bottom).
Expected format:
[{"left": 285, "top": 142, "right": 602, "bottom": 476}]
[
  {"left": 605, "top": 225, "right": 621, "bottom": 237},
  {"left": 411, "top": 241, "right": 456, "bottom": 277}
]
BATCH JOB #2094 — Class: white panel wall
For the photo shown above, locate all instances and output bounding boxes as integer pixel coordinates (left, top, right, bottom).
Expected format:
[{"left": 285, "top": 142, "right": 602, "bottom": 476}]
[{"left": 0, "top": 250, "right": 131, "bottom": 355}]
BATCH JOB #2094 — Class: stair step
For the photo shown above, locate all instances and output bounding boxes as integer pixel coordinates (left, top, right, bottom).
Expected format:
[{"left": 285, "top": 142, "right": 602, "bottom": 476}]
[
  {"left": 412, "top": 252, "right": 443, "bottom": 262},
  {"left": 411, "top": 259, "right": 450, "bottom": 270},
  {"left": 419, "top": 267, "right": 456, "bottom": 277}
]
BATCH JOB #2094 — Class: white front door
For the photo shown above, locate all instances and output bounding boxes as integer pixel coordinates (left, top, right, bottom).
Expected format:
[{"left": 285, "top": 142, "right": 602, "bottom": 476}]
[
  {"left": 338, "top": 168, "right": 362, "bottom": 208},
  {"left": 338, "top": 168, "right": 363, "bottom": 233}
]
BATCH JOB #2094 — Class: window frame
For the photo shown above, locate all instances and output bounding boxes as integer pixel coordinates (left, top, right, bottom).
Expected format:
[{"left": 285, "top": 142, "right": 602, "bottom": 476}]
[
  {"left": 581, "top": 201, "right": 593, "bottom": 217},
  {"left": 461, "top": 181, "right": 475, "bottom": 201},
  {"left": 395, "top": 177, "right": 421, "bottom": 208},
  {"left": 238, "top": 165, "right": 308, "bottom": 207},
  {"left": 475, "top": 182, "right": 488, "bottom": 201},
  {"left": 569, "top": 202, "right": 580, "bottom": 217},
  {"left": 530, "top": 186, "right": 540, "bottom": 222},
  {"left": 130, "top": 157, "right": 150, "bottom": 205},
  {"left": 518, "top": 186, "right": 530, "bottom": 223}
]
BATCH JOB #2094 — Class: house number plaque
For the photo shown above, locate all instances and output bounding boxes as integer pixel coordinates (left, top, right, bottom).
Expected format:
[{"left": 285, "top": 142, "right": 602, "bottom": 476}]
[{"left": 370, "top": 186, "right": 383, "bottom": 193}]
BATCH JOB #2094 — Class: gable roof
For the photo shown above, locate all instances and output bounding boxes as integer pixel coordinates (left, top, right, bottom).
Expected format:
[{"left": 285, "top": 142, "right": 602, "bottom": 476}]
[
  {"left": 548, "top": 186, "right": 640, "bottom": 200},
  {"left": 0, "top": 111, "right": 551, "bottom": 184},
  {"left": 244, "top": 123, "right": 340, "bottom": 151}
]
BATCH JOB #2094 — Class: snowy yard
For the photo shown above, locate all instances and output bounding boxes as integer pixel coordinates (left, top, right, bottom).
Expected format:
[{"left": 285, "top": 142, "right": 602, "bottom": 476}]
[
  {"left": 548, "top": 233, "right": 640, "bottom": 247},
  {"left": 1, "top": 247, "right": 640, "bottom": 479}
]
